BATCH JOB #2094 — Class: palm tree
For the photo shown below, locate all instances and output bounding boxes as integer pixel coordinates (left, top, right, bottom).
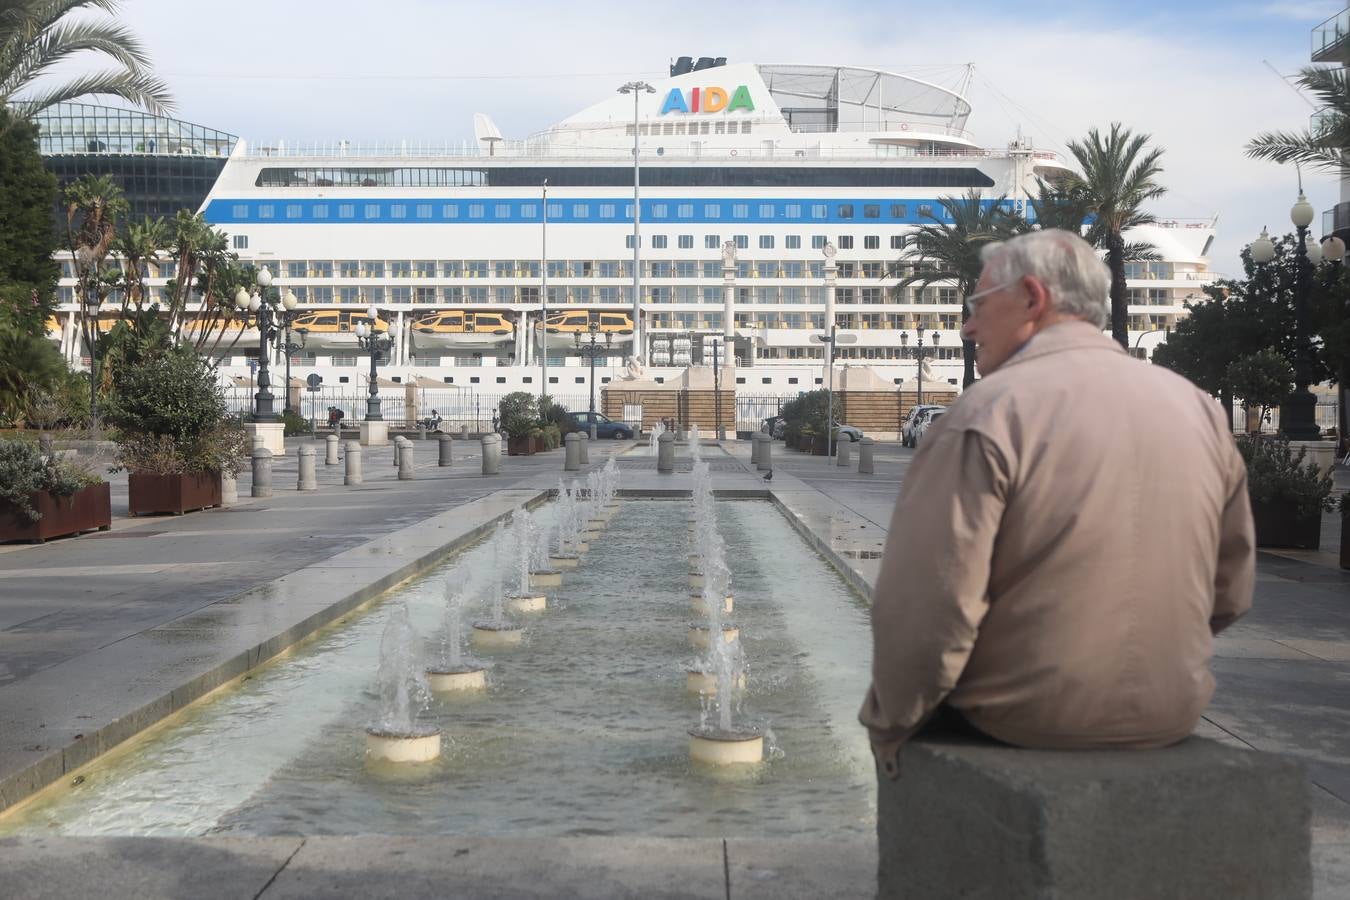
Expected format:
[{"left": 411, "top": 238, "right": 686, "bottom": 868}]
[
  {"left": 114, "top": 215, "right": 167, "bottom": 314},
  {"left": 1064, "top": 124, "right": 1167, "bottom": 348},
  {"left": 1248, "top": 66, "right": 1350, "bottom": 175},
  {"left": 894, "top": 189, "right": 1019, "bottom": 386},
  {"left": 64, "top": 173, "right": 127, "bottom": 426},
  {"left": 0, "top": 0, "right": 172, "bottom": 126}
]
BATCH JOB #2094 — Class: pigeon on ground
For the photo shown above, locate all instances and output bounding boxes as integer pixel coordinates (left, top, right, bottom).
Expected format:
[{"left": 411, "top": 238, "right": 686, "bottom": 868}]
[{"left": 763, "top": 469, "right": 773, "bottom": 482}]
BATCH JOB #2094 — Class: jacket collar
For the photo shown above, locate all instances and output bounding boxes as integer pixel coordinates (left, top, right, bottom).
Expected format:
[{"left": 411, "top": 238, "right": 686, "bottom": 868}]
[{"left": 1000, "top": 320, "right": 1125, "bottom": 371}]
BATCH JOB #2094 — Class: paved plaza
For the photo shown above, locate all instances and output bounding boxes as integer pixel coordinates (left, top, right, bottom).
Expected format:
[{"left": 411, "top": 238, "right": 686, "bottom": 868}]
[{"left": 0, "top": 436, "right": 1346, "bottom": 897}]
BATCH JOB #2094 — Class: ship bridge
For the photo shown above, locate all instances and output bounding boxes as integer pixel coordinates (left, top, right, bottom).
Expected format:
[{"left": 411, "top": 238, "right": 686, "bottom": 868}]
[{"left": 757, "top": 65, "right": 972, "bottom": 140}]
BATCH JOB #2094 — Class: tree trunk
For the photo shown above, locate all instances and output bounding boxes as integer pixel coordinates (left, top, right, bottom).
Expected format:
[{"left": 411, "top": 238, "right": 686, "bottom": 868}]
[{"left": 1108, "top": 233, "right": 1128, "bottom": 349}]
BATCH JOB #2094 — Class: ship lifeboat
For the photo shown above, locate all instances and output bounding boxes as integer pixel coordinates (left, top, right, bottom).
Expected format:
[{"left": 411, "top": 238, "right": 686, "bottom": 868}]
[
  {"left": 536, "top": 310, "right": 634, "bottom": 348},
  {"left": 286, "top": 309, "right": 388, "bottom": 352},
  {"left": 182, "top": 316, "right": 261, "bottom": 346},
  {"left": 410, "top": 310, "right": 514, "bottom": 349}
]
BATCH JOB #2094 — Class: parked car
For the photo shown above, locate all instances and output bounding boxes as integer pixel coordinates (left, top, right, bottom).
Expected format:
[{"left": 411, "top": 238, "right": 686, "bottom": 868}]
[
  {"left": 762, "top": 415, "right": 787, "bottom": 439},
  {"left": 912, "top": 410, "right": 946, "bottom": 447},
  {"left": 902, "top": 405, "right": 946, "bottom": 447},
  {"left": 569, "top": 411, "right": 634, "bottom": 440},
  {"left": 833, "top": 422, "right": 864, "bottom": 442}
]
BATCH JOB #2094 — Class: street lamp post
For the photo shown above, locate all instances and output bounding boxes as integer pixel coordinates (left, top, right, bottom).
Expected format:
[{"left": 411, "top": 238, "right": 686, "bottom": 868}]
[
  {"left": 355, "top": 304, "right": 393, "bottom": 421},
  {"left": 899, "top": 329, "right": 941, "bottom": 407},
  {"left": 232, "top": 266, "right": 298, "bottom": 422},
  {"left": 1249, "top": 199, "right": 1344, "bottom": 441},
  {"left": 618, "top": 80, "right": 656, "bottom": 364},
  {"left": 811, "top": 325, "right": 858, "bottom": 459},
  {"left": 280, "top": 301, "right": 304, "bottom": 415},
  {"left": 574, "top": 319, "right": 613, "bottom": 439}
]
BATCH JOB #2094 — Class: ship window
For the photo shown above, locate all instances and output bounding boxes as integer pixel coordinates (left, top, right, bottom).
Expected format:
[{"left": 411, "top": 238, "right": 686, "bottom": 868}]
[
  {"left": 441, "top": 204, "right": 458, "bottom": 218},
  {"left": 652, "top": 235, "right": 668, "bottom": 249},
  {"left": 890, "top": 204, "right": 907, "bottom": 218},
  {"left": 233, "top": 235, "right": 248, "bottom": 249},
  {"left": 600, "top": 203, "right": 616, "bottom": 218},
  {"left": 364, "top": 204, "right": 380, "bottom": 219},
  {"left": 734, "top": 235, "right": 748, "bottom": 249},
  {"left": 258, "top": 204, "right": 274, "bottom": 219},
  {"left": 704, "top": 234, "right": 720, "bottom": 249},
  {"left": 714, "top": 121, "right": 725, "bottom": 135},
  {"left": 864, "top": 235, "right": 880, "bottom": 249},
  {"left": 703, "top": 204, "right": 720, "bottom": 218},
  {"left": 390, "top": 204, "right": 406, "bottom": 219},
  {"left": 864, "top": 204, "right": 881, "bottom": 219},
  {"left": 547, "top": 203, "right": 562, "bottom": 218},
  {"left": 286, "top": 204, "right": 303, "bottom": 219},
  {"left": 469, "top": 204, "right": 484, "bottom": 218},
  {"left": 312, "top": 204, "right": 329, "bottom": 219},
  {"left": 812, "top": 235, "right": 827, "bottom": 248},
  {"left": 495, "top": 204, "right": 510, "bottom": 218},
  {"left": 810, "top": 204, "right": 827, "bottom": 219},
  {"left": 446, "top": 315, "right": 462, "bottom": 325},
  {"left": 600, "top": 315, "right": 626, "bottom": 326},
  {"left": 741, "top": 121, "right": 752, "bottom": 134},
  {"left": 652, "top": 203, "right": 668, "bottom": 218},
  {"left": 732, "top": 203, "right": 748, "bottom": 218},
  {"left": 521, "top": 203, "right": 537, "bottom": 218},
  {"left": 677, "top": 203, "right": 693, "bottom": 218},
  {"left": 625, "top": 235, "right": 641, "bottom": 248},
  {"left": 785, "top": 204, "right": 801, "bottom": 218},
  {"left": 891, "top": 235, "right": 905, "bottom": 249},
  {"left": 838, "top": 204, "right": 854, "bottom": 219},
  {"left": 758, "top": 204, "right": 774, "bottom": 218},
  {"left": 232, "top": 204, "right": 247, "bottom": 219},
  {"left": 678, "top": 235, "right": 693, "bottom": 249},
  {"left": 838, "top": 236, "right": 854, "bottom": 249},
  {"left": 917, "top": 203, "right": 934, "bottom": 218},
  {"left": 416, "top": 204, "right": 432, "bottom": 218},
  {"left": 786, "top": 235, "right": 801, "bottom": 249},
  {"left": 759, "top": 235, "right": 774, "bottom": 249}
]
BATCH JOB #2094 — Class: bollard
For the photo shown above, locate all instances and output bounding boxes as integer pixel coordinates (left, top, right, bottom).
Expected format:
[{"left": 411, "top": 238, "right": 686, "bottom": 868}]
[
  {"left": 481, "top": 434, "right": 500, "bottom": 475},
  {"left": 751, "top": 433, "right": 762, "bottom": 468},
  {"left": 418, "top": 424, "right": 428, "bottom": 441},
  {"left": 657, "top": 431, "right": 675, "bottom": 473},
  {"left": 858, "top": 436, "right": 875, "bottom": 474},
  {"left": 344, "top": 441, "right": 363, "bottom": 485},
  {"left": 578, "top": 431, "right": 590, "bottom": 465},
  {"left": 251, "top": 434, "right": 265, "bottom": 453},
  {"left": 460, "top": 424, "right": 470, "bottom": 439},
  {"left": 298, "top": 445, "right": 318, "bottom": 491},
  {"left": 760, "top": 433, "right": 773, "bottom": 472},
  {"left": 837, "top": 435, "right": 852, "bottom": 467},
  {"left": 398, "top": 441, "right": 415, "bottom": 480},
  {"left": 325, "top": 433, "right": 340, "bottom": 465},
  {"left": 564, "top": 432, "right": 580, "bottom": 471},
  {"left": 221, "top": 470, "right": 239, "bottom": 505},
  {"left": 439, "top": 433, "right": 453, "bottom": 466},
  {"left": 392, "top": 435, "right": 405, "bottom": 467},
  {"left": 251, "top": 447, "right": 273, "bottom": 498}
]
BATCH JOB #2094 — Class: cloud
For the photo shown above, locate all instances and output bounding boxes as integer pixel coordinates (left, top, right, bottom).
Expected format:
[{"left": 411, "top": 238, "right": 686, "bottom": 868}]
[{"left": 1257, "top": 1, "right": 1342, "bottom": 22}]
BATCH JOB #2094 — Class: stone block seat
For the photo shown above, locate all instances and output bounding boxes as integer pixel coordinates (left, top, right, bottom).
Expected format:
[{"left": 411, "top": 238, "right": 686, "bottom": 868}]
[{"left": 878, "top": 735, "right": 1311, "bottom": 900}]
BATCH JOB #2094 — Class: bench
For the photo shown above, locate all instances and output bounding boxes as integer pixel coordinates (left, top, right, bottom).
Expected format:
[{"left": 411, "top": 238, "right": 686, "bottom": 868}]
[{"left": 877, "top": 736, "right": 1310, "bottom": 899}]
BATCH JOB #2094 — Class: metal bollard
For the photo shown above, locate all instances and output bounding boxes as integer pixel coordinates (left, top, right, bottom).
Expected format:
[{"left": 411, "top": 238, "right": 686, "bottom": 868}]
[
  {"left": 760, "top": 433, "right": 772, "bottom": 472},
  {"left": 858, "top": 436, "right": 875, "bottom": 474},
  {"left": 398, "top": 441, "right": 415, "bottom": 480},
  {"left": 657, "top": 431, "right": 675, "bottom": 473},
  {"left": 837, "top": 435, "right": 852, "bottom": 467},
  {"left": 344, "top": 441, "right": 363, "bottom": 485},
  {"left": 481, "top": 434, "right": 500, "bottom": 475},
  {"left": 325, "top": 433, "right": 340, "bottom": 465},
  {"left": 298, "top": 445, "right": 318, "bottom": 491},
  {"left": 418, "top": 424, "right": 427, "bottom": 441},
  {"left": 578, "top": 431, "right": 590, "bottom": 465},
  {"left": 251, "top": 447, "right": 273, "bottom": 498},
  {"left": 564, "top": 432, "right": 580, "bottom": 471},
  {"left": 439, "top": 433, "right": 453, "bottom": 466},
  {"left": 750, "top": 433, "right": 762, "bottom": 468}
]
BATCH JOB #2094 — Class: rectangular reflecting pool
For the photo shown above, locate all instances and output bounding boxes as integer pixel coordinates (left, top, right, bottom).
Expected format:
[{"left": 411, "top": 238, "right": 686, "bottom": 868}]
[{"left": 0, "top": 500, "right": 876, "bottom": 838}]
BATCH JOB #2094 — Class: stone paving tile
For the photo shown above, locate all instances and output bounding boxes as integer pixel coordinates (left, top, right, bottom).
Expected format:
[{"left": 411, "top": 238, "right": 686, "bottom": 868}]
[{"left": 726, "top": 838, "right": 875, "bottom": 899}]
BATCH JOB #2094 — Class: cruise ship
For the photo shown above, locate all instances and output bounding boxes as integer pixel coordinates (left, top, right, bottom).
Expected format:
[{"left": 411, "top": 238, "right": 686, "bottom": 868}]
[{"left": 47, "top": 60, "right": 1218, "bottom": 419}]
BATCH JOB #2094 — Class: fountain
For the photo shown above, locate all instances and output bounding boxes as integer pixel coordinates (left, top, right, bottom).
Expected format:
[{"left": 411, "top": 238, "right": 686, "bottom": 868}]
[
  {"left": 648, "top": 420, "right": 665, "bottom": 456},
  {"left": 365, "top": 603, "right": 441, "bottom": 763},
  {"left": 689, "top": 424, "right": 701, "bottom": 460},
  {"left": 505, "top": 509, "right": 547, "bottom": 614},
  {"left": 426, "top": 577, "right": 487, "bottom": 691},
  {"left": 549, "top": 482, "right": 581, "bottom": 568},
  {"left": 472, "top": 521, "right": 525, "bottom": 647}
]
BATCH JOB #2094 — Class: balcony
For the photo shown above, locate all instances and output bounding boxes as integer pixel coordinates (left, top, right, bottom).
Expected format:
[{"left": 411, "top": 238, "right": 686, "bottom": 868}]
[{"left": 1312, "top": 8, "right": 1349, "bottom": 63}]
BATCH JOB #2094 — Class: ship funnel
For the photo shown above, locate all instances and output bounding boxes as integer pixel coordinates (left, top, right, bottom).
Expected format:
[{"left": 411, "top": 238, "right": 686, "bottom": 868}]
[
  {"left": 671, "top": 56, "right": 694, "bottom": 76},
  {"left": 693, "top": 56, "right": 716, "bottom": 71}
]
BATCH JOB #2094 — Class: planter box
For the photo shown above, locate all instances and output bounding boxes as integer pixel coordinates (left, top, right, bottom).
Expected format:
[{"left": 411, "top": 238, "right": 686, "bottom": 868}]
[
  {"left": 1251, "top": 498, "right": 1322, "bottom": 550},
  {"left": 811, "top": 434, "right": 829, "bottom": 456},
  {"left": 0, "top": 482, "right": 111, "bottom": 543},
  {"left": 128, "top": 471, "right": 222, "bottom": 517},
  {"left": 507, "top": 436, "right": 536, "bottom": 457}
]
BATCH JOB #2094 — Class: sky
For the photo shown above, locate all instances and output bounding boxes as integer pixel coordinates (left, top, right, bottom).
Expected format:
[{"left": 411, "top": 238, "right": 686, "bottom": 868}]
[{"left": 44, "top": 0, "right": 1350, "bottom": 274}]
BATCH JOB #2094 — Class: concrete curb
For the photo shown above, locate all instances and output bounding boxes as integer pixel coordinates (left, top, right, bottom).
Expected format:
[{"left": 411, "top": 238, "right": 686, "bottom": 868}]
[{"left": 0, "top": 487, "right": 551, "bottom": 816}]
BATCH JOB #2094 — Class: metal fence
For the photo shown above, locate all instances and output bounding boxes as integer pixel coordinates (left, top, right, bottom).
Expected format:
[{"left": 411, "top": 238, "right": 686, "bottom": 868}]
[
  {"left": 1230, "top": 401, "right": 1340, "bottom": 436},
  {"left": 735, "top": 393, "right": 792, "bottom": 436}
]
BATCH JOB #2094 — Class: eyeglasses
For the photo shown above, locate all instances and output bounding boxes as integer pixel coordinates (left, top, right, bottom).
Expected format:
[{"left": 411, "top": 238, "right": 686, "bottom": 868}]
[{"left": 964, "top": 279, "right": 1019, "bottom": 316}]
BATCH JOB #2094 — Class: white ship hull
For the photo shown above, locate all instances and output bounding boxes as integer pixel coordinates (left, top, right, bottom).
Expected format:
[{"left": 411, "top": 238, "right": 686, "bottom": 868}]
[{"left": 411, "top": 330, "right": 514, "bottom": 349}]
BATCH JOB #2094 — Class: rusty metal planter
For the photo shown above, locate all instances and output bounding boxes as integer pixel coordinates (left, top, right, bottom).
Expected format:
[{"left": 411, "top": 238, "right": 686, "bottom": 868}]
[
  {"left": 0, "top": 482, "right": 111, "bottom": 543},
  {"left": 128, "top": 471, "right": 222, "bottom": 517}
]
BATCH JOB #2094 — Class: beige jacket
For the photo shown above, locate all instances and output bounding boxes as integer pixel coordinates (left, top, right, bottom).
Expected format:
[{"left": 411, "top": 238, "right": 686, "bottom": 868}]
[{"left": 860, "top": 322, "right": 1254, "bottom": 773}]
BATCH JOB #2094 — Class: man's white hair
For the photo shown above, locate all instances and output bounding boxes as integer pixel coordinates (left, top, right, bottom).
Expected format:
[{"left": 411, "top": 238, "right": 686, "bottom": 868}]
[{"left": 979, "top": 229, "right": 1110, "bottom": 329}]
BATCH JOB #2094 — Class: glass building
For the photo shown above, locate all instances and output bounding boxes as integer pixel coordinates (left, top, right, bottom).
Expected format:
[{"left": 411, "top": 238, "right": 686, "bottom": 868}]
[{"left": 32, "top": 102, "right": 236, "bottom": 226}]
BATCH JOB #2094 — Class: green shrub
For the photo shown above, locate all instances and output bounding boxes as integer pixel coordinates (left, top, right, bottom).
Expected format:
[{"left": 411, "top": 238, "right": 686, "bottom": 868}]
[
  {"left": 498, "top": 392, "right": 539, "bottom": 439},
  {"left": 538, "top": 396, "right": 576, "bottom": 434},
  {"left": 281, "top": 409, "right": 310, "bottom": 437},
  {"left": 1237, "top": 436, "right": 1335, "bottom": 518},
  {"left": 0, "top": 439, "right": 101, "bottom": 521},
  {"left": 540, "top": 423, "right": 561, "bottom": 449}
]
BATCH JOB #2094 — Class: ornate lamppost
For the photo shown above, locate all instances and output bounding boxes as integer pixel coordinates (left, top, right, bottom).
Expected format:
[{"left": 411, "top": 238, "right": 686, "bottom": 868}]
[
  {"left": 618, "top": 79, "right": 656, "bottom": 362},
  {"left": 574, "top": 319, "right": 613, "bottom": 439},
  {"left": 900, "top": 329, "right": 941, "bottom": 406},
  {"left": 232, "top": 266, "right": 297, "bottom": 422},
  {"left": 1248, "top": 201, "right": 1345, "bottom": 440},
  {"left": 355, "top": 304, "right": 393, "bottom": 421}
]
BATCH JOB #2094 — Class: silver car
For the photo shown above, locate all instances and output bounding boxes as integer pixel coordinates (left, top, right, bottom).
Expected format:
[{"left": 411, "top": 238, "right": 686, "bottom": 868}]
[
  {"left": 902, "top": 405, "right": 946, "bottom": 447},
  {"left": 912, "top": 410, "right": 945, "bottom": 447}
]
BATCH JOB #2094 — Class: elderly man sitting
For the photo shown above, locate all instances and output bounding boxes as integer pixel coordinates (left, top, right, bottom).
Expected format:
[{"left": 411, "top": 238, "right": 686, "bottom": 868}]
[{"left": 860, "top": 229, "right": 1255, "bottom": 778}]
